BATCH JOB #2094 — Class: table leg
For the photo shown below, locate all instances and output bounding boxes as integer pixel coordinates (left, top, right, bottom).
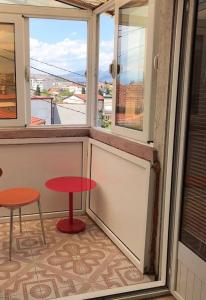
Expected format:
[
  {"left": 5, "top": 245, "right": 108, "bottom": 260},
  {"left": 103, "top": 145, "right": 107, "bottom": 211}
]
[
  {"left": 56, "top": 192, "right": 86, "bottom": 234},
  {"left": 69, "top": 192, "right": 73, "bottom": 224}
]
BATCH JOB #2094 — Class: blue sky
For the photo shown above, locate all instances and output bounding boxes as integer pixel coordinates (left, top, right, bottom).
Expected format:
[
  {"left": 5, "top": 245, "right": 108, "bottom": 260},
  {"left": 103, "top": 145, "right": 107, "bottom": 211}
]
[
  {"left": 30, "top": 16, "right": 114, "bottom": 42},
  {"left": 30, "top": 15, "right": 114, "bottom": 74}
]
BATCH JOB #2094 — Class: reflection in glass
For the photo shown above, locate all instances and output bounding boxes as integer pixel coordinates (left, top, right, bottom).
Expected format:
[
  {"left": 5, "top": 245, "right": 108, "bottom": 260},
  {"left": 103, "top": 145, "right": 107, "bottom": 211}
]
[
  {"left": 116, "top": 0, "right": 148, "bottom": 131},
  {"left": 0, "top": 0, "right": 75, "bottom": 8},
  {"left": 0, "top": 23, "right": 17, "bottom": 119},
  {"left": 180, "top": 0, "right": 206, "bottom": 261},
  {"left": 97, "top": 10, "right": 114, "bottom": 130}
]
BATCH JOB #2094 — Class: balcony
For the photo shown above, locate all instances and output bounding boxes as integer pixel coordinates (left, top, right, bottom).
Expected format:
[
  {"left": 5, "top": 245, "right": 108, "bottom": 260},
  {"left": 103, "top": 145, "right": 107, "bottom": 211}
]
[{"left": 0, "top": 0, "right": 176, "bottom": 300}]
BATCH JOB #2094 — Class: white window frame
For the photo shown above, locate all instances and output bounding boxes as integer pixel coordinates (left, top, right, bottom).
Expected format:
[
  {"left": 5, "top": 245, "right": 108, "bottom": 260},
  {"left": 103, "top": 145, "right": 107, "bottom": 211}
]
[
  {"left": 0, "top": 14, "right": 26, "bottom": 127},
  {"left": 112, "top": 0, "right": 158, "bottom": 143},
  {"left": 0, "top": 5, "right": 92, "bottom": 128},
  {"left": 92, "top": 0, "right": 115, "bottom": 128}
]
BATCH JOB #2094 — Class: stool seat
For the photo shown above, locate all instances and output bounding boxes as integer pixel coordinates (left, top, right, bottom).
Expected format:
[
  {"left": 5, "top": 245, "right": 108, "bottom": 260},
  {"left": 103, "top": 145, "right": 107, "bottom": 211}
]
[{"left": 0, "top": 188, "right": 40, "bottom": 207}]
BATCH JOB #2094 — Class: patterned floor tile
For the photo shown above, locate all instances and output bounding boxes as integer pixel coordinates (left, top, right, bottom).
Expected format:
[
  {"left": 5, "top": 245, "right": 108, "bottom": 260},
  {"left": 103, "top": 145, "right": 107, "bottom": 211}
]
[
  {"left": 0, "top": 215, "right": 154, "bottom": 300},
  {"left": 90, "top": 277, "right": 126, "bottom": 291},
  {"left": 35, "top": 263, "right": 83, "bottom": 288},
  {"left": 0, "top": 222, "right": 33, "bottom": 260},
  {"left": 44, "top": 241, "right": 104, "bottom": 278},
  {"left": 0, "top": 265, "right": 41, "bottom": 300}
]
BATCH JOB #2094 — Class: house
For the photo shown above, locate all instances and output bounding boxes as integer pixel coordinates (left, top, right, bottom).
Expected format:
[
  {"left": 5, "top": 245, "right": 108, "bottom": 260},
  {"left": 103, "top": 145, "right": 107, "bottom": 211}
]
[
  {"left": 30, "top": 78, "right": 44, "bottom": 92},
  {"left": 0, "top": 1, "right": 205, "bottom": 300}
]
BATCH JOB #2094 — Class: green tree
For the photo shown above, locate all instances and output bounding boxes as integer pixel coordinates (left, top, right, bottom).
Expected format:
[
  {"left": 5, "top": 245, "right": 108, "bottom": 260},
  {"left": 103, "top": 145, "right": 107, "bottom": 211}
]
[
  {"left": 98, "top": 89, "right": 103, "bottom": 96},
  {"left": 41, "top": 89, "right": 49, "bottom": 96},
  {"left": 35, "top": 85, "right": 41, "bottom": 96}
]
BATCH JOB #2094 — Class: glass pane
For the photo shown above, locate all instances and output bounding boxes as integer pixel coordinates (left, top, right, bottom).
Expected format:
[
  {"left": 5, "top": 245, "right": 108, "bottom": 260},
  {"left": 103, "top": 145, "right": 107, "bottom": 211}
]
[
  {"left": 29, "top": 18, "right": 87, "bottom": 126},
  {"left": 0, "top": 23, "right": 17, "bottom": 119},
  {"left": 180, "top": 0, "right": 206, "bottom": 261},
  {"left": 115, "top": 0, "right": 148, "bottom": 131},
  {"left": 97, "top": 10, "right": 114, "bottom": 130},
  {"left": 0, "top": 0, "right": 76, "bottom": 8}
]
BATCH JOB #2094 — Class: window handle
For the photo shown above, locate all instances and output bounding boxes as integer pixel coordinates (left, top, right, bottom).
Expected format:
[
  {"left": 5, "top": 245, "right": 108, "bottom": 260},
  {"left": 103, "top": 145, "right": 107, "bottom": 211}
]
[
  {"left": 109, "top": 60, "right": 120, "bottom": 79},
  {"left": 109, "top": 61, "right": 115, "bottom": 79},
  {"left": 153, "top": 55, "right": 159, "bottom": 70}
]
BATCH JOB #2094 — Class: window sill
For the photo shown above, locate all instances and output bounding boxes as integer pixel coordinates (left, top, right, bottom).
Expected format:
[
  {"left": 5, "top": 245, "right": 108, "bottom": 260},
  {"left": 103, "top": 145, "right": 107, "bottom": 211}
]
[
  {"left": 90, "top": 127, "right": 157, "bottom": 163},
  {"left": 0, "top": 127, "right": 90, "bottom": 139}
]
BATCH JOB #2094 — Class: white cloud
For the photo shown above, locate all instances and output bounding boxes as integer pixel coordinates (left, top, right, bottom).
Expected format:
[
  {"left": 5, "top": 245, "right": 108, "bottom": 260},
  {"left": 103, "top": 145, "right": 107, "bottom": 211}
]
[
  {"left": 30, "top": 37, "right": 87, "bottom": 74},
  {"left": 30, "top": 37, "right": 114, "bottom": 74},
  {"left": 99, "top": 40, "right": 114, "bottom": 71},
  {"left": 100, "top": 40, "right": 114, "bottom": 48}
]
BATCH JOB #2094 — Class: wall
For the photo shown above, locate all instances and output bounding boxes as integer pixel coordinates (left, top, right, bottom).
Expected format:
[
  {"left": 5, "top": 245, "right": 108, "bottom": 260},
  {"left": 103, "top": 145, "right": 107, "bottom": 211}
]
[
  {"left": 175, "top": 243, "right": 206, "bottom": 300},
  {"left": 0, "top": 137, "right": 86, "bottom": 219},
  {"left": 86, "top": 139, "right": 154, "bottom": 273}
]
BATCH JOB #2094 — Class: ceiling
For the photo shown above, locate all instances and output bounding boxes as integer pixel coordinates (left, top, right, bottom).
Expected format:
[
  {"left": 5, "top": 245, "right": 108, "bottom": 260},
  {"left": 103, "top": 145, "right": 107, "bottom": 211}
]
[{"left": 56, "top": 0, "right": 109, "bottom": 10}]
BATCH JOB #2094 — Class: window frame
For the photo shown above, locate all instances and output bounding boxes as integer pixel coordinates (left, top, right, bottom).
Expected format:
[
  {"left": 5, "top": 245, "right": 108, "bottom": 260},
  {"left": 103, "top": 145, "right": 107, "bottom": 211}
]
[
  {"left": 0, "top": 5, "right": 92, "bottom": 128},
  {"left": 92, "top": 0, "right": 115, "bottom": 130},
  {"left": 0, "top": 14, "right": 26, "bottom": 127},
  {"left": 111, "top": 0, "right": 158, "bottom": 143}
]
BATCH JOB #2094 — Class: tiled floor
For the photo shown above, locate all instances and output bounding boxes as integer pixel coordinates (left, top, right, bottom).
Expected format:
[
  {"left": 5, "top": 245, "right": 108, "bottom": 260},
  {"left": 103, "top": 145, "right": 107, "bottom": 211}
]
[{"left": 0, "top": 215, "right": 153, "bottom": 300}]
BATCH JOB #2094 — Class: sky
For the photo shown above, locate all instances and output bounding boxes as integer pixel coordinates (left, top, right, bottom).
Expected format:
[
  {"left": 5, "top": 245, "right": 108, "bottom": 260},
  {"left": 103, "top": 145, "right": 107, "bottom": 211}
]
[{"left": 30, "top": 15, "right": 114, "bottom": 77}]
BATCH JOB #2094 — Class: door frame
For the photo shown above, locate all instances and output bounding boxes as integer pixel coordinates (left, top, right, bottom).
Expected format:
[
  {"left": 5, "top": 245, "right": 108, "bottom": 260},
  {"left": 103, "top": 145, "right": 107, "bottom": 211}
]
[{"left": 168, "top": 0, "right": 206, "bottom": 297}]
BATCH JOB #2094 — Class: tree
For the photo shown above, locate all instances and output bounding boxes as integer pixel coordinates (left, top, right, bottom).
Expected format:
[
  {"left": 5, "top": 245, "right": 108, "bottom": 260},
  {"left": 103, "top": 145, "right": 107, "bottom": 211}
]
[
  {"left": 35, "top": 85, "right": 41, "bottom": 96},
  {"left": 98, "top": 89, "right": 103, "bottom": 96}
]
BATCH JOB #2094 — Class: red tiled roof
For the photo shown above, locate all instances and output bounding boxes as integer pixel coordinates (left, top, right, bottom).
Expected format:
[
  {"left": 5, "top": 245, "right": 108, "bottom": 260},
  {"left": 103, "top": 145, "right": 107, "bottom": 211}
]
[
  {"left": 0, "top": 108, "right": 15, "bottom": 119},
  {"left": 31, "top": 117, "right": 46, "bottom": 125},
  {"left": 0, "top": 94, "right": 16, "bottom": 100},
  {"left": 73, "top": 94, "right": 104, "bottom": 101},
  {"left": 0, "top": 108, "right": 45, "bottom": 125}
]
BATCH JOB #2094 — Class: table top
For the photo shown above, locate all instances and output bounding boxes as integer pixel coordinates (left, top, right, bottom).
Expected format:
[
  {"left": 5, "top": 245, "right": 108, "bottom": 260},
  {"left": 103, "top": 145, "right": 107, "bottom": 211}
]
[{"left": 45, "top": 176, "right": 96, "bottom": 193}]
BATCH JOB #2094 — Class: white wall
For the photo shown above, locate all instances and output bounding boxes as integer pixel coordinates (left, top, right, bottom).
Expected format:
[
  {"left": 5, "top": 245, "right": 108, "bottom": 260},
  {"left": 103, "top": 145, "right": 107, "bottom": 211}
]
[
  {"left": 86, "top": 139, "right": 154, "bottom": 273},
  {"left": 0, "top": 138, "right": 86, "bottom": 218},
  {"left": 174, "top": 243, "right": 206, "bottom": 300}
]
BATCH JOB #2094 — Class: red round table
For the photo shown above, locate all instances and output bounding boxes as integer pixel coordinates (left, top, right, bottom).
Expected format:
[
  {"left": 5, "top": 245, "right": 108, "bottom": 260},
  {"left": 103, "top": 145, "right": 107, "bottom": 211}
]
[{"left": 45, "top": 176, "right": 96, "bottom": 233}]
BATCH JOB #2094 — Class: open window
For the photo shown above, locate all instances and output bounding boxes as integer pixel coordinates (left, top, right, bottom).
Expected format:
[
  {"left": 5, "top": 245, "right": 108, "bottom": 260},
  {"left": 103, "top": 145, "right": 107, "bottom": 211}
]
[
  {"left": 0, "top": 14, "right": 26, "bottom": 127},
  {"left": 112, "top": 0, "right": 158, "bottom": 142},
  {"left": 27, "top": 18, "right": 88, "bottom": 126}
]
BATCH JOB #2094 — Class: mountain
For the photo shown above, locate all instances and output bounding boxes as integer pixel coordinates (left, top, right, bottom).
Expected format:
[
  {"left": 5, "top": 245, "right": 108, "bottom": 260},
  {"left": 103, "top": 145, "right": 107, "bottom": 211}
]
[{"left": 31, "top": 70, "right": 113, "bottom": 84}]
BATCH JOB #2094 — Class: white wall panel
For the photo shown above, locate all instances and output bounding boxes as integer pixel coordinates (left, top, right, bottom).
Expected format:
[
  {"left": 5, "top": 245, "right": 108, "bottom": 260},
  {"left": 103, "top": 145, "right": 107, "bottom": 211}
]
[
  {"left": 175, "top": 243, "right": 206, "bottom": 300},
  {"left": 87, "top": 141, "right": 154, "bottom": 272},
  {"left": 0, "top": 141, "right": 83, "bottom": 217}
]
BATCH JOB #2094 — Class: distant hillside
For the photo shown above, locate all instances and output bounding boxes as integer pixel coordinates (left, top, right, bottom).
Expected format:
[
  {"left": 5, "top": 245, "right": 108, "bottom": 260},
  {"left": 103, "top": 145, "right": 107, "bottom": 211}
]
[{"left": 31, "top": 70, "right": 113, "bottom": 84}]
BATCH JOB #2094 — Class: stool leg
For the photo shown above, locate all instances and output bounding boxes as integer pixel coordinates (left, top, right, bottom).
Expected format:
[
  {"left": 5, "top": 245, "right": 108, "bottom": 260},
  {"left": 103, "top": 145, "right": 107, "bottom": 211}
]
[
  {"left": 9, "top": 208, "right": 14, "bottom": 261},
  {"left": 37, "top": 200, "right": 46, "bottom": 245},
  {"left": 19, "top": 207, "right": 22, "bottom": 233}
]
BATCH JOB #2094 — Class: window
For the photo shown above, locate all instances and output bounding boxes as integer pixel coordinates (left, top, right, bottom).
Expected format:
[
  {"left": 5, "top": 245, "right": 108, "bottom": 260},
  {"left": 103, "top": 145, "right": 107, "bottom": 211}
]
[
  {"left": 0, "top": 0, "right": 76, "bottom": 8},
  {"left": 28, "top": 18, "right": 88, "bottom": 126},
  {"left": 0, "top": 14, "right": 25, "bottom": 126},
  {"left": 180, "top": 0, "right": 206, "bottom": 261},
  {"left": 0, "top": 23, "right": 17, "bottom": 119},
  {"left": 112, "top": 0, "right": 157, "bottom": 142},
  {"left": 96, "top": 10, "right": 114, "bottom": 130}
]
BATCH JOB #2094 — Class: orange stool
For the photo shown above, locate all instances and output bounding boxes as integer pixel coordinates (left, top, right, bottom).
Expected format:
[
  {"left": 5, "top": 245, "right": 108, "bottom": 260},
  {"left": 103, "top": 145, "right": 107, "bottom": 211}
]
[{"left": 0, "top": 187, "right": 46, "bottom": 260}]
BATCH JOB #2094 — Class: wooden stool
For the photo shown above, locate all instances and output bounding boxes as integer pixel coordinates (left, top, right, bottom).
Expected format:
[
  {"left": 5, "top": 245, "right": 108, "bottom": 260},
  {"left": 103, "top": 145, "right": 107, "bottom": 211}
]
[{"left": 0, "top": 188, "right": 46, "bottom": 261}]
